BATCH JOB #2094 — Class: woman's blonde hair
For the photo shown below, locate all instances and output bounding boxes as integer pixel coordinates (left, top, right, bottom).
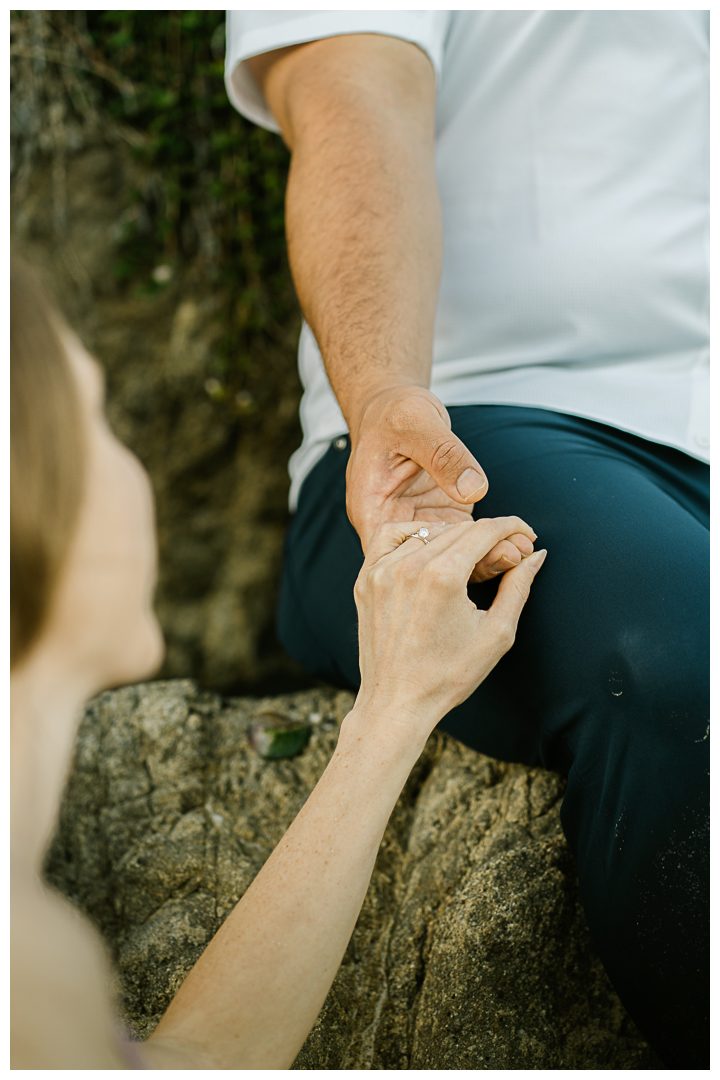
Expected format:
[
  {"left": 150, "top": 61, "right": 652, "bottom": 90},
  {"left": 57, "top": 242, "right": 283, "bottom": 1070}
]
[{"left": 10, "top": 256, "right": 85, "bottom": 666}]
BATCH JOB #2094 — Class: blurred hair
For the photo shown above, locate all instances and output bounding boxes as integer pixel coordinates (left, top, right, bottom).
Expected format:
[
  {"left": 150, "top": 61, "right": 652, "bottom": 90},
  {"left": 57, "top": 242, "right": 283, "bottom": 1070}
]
[{"left": 10, "top": 255, "right": 85, "bottom": 666}]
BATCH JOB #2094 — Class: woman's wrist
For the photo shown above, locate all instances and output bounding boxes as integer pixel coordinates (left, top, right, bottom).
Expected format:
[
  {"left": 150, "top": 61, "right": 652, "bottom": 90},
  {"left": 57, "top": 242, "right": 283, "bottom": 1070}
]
[{"left": 336, "top": 698, "right": 437, "bottom": 771}]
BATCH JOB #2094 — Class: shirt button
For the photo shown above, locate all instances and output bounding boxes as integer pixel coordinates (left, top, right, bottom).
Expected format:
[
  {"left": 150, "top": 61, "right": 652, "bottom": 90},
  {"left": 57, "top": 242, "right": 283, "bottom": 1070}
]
[
  {"left": 694, "top": 434, "right": 710, "bottom": 449},
  {"left": 333, "top": 436, "right": 348, "bottom": 451}
]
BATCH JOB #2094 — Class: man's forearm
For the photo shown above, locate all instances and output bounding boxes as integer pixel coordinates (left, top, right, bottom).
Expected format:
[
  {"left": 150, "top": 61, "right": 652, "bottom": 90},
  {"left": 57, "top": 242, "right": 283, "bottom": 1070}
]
[
  {"left": 253, "top": 34, "right": 494, "bottom": 553},
  {"left": 258, "top": 35, "right": 442, "bottom": 433}
]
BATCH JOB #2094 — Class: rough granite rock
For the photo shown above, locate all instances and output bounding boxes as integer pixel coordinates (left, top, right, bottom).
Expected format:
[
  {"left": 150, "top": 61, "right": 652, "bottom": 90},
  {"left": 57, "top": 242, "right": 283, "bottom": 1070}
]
[{"left": 45, "top": 681, "right": 652, "bottom": 1069}]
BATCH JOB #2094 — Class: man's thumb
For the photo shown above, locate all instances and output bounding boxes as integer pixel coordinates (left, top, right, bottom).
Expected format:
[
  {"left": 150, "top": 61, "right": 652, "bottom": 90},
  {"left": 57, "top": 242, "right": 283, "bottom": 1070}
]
[{"left": 413, "top": 417, "right": 488, "bottom": 504}]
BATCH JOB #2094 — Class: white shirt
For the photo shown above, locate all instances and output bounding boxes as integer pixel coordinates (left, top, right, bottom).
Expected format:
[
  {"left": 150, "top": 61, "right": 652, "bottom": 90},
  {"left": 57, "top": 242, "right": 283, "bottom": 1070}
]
[{"left": 226, "top": 10, "right": 709, "bottom": 510}]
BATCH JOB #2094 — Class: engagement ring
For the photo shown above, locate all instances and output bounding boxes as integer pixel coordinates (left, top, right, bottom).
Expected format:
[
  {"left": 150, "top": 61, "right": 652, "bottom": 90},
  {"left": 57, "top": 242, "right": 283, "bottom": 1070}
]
[{"left": 407, "top": 528, "right": 430, "bottom": 545}]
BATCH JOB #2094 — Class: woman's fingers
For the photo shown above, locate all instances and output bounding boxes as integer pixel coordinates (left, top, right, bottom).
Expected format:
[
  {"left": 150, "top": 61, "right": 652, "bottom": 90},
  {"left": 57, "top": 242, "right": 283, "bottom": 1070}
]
[
  {"left": 400, "top": 515, "right": 536, "bottom": 582},
  {"left": 363, "top": 516, "right": 537, "bottom": 589},
  {"left": 362, "top": 520, "right": 451, "bottom": 567}
]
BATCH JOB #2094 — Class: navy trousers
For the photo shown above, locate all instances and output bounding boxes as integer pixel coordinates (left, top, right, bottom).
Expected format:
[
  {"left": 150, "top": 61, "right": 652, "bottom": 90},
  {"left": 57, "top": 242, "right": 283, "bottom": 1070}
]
[{"left": 277, "top": 406, "right": 709, "bottom": 1068}]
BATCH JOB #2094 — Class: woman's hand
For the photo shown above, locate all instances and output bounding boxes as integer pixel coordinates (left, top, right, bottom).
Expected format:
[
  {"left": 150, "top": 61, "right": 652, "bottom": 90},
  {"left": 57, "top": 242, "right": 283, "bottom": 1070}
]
[{"left": 354, "top": 517, "right": 546, "bottom": 739}]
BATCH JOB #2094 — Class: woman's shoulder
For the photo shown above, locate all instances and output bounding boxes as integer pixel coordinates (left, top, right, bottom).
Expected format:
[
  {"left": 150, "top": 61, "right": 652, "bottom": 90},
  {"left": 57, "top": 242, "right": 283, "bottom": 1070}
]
[{"left": 11, "top": 878, "right": 127, "bottom": 1069}]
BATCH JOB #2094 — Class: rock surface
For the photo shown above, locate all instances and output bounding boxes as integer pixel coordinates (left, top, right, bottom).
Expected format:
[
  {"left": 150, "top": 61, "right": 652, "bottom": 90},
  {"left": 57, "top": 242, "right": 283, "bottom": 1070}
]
[{"left": 46, "top": 681, "right": 652, "bottom": 1069}]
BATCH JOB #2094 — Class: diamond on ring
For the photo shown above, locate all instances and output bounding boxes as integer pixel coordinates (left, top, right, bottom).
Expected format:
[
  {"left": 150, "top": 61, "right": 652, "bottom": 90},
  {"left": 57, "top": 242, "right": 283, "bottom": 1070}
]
[{"left": 408, "top": 527, "right": 431, "bottom": 544}]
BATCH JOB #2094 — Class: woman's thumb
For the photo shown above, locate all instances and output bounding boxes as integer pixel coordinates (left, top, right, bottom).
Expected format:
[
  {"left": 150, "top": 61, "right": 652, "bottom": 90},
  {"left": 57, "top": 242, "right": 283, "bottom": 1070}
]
[{"left": 490, "top": 549, "right": 547, "bottom": 632}]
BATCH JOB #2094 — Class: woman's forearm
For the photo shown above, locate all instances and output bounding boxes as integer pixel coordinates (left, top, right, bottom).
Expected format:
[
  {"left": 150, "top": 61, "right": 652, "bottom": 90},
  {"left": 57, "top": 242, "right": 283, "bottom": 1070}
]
[
  {"left": 145, "top": 705, "right": 428, "bottom": 1070},
  {"left": 142, "top": 515, "right": 544, "bottom": 1070}
]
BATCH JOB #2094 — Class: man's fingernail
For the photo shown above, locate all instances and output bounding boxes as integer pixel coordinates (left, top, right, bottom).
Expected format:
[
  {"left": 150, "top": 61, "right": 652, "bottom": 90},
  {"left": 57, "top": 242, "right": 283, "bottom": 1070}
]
[
  {"left": 457, "top": 468, "right": 487, "bottom": 501},
  {"left": 491, "top": 555, "right": 518, "bottom": 574},
  {"left": 527, "top": 549, "right": 547, "bottom": 571}
]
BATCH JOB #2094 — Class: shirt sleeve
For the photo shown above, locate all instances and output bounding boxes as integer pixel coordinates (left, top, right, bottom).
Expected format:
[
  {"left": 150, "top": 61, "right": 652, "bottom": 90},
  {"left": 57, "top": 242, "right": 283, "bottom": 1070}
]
[{"left": 224, "top": 10, "right": 451, "bottom": 132}]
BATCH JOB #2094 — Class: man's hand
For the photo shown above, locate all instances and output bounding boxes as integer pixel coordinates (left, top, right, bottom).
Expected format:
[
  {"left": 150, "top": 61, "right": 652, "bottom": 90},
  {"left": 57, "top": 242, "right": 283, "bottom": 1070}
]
[
  {"left": 251, "top": 36, "right": 534, "bottom": 582},
  {"left": 348, "top": 385, "right": 535, "bottom": 582}
]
